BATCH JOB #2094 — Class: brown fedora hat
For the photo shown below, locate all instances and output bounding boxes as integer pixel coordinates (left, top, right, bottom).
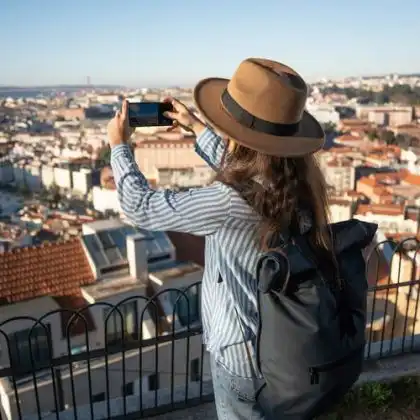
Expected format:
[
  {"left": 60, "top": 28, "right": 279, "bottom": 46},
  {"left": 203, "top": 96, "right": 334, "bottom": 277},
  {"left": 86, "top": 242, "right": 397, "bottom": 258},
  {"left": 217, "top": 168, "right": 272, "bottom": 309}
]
[{"left": 193, "top": 58, "right": 325, "bottom": 157}]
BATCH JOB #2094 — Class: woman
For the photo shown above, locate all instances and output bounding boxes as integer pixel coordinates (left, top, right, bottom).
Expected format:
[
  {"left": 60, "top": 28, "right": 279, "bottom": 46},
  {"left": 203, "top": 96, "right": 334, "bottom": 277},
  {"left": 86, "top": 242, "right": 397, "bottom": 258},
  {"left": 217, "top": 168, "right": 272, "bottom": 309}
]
[{"left": 108, "top": 58, "right": 330, "bottom": 419}]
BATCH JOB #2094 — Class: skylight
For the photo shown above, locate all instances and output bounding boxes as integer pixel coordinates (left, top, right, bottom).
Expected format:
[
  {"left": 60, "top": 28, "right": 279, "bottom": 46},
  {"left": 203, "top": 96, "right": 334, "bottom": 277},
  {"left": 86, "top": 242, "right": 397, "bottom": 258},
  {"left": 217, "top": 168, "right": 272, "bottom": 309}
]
[{"left": 82, "top": 226, "right": 174, "bottom": 273}]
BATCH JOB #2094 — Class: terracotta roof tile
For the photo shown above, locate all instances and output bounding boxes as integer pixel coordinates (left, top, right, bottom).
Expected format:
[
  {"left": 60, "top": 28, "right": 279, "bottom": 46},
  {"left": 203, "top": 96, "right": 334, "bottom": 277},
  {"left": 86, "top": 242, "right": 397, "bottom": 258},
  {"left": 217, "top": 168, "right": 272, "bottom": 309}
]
[
  {"left": 402, "top": 173, "right": 420, "bottom": 187},
  {"left": 335, "top": 134, "right": 363, "bottom": 142},
  {"left": 0, "top": 238, "right": 95, "bottom": 305},
  {"left": 355, "top": 203, "right": 404, "bottom": 217},
  {"left": 396, "top": 124, "right": 419, "bottom": 130},
  {"left": 357, "top": 176, "right": 377, "bottom": 187},
  {"left": 345, "top": 190, "right": 365, "bottom": 197},
  {"left": 329, "top": 199, "right": 351, "bottom": 206},
  {"left": 372, "top": 186, "right": 391, "bottom": 196},
  {"left": 137, "top": 138, "right": 195, "bottom": 147}
]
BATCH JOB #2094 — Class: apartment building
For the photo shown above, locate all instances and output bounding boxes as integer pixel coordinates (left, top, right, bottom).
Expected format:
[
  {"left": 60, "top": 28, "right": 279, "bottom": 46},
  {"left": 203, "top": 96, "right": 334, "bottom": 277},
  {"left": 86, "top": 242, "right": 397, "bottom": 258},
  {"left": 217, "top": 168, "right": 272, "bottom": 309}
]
[
  {"left": 368, "top": 145, "right": 401, "bottom": 167},
  {"left": 356, "top": 176, "right": 394, "bottom": 205},
  {"left": 337, "top": 119, "right": 372, "bottom": 133},
  {"left": 0, "top": 161, "right": 95, "bottom": 197},
  {"left": 356, "top": 105, "right": 413, "bottom": 126},
  {"left": 305, "top": 104, "right": 340, "bottom": 124},
  {"left": 334, "top": 134, "right": 365, "bottom": 148},
  {"left": 157, "top": 165, "right": 213, "bottom": 188},
  {"left": 318, "top": 154, "right": 356, "bottom": 194},
  {"left": 329, "top": 199, "right": 353, "bottom": 222},
  {"left": 357, "top": 170, "right": 420, "bottom": 207},
  {"left": 393, "top": 123, "right": 420, "bottom": 141},
  {"left": 0, "top": 220, "right": 207, "bottom": 419},
  {"left": 134, "top": 138, "right": 214, "bottom": 187},
  {"left": 91, "top": 186, "right": 121, "bottom": 213},
  {"left": 400, "top": 148, "right": 420, "bottom": 175},
  {"left": 354, "top": 203, "right": 417, "bottom": 233},
  {"left": 52, "top": 108, "right": 85, "bottom": 121}
]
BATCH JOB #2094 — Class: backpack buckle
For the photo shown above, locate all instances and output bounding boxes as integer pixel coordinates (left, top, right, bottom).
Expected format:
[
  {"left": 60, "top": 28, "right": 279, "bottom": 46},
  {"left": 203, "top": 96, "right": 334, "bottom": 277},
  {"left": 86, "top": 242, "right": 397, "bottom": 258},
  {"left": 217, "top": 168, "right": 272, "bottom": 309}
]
[{"left": 257, "top": 251, "right": 290, "bottom": 294}]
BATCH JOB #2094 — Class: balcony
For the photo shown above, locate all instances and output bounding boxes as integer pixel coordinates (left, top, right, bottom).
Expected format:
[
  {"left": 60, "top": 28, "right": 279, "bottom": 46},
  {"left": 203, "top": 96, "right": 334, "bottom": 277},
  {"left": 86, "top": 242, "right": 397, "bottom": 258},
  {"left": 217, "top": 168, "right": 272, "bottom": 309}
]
[{"left": 0, "top": 237, "right": 419, "bottom": 420}]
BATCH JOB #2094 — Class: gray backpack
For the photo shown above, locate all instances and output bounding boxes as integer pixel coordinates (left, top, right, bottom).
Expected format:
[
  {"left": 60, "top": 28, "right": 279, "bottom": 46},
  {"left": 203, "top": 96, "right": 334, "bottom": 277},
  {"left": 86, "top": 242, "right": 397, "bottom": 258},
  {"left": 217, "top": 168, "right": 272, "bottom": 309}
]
[{"left": 254, "top": 219, "right": 377, "bottom": 419}]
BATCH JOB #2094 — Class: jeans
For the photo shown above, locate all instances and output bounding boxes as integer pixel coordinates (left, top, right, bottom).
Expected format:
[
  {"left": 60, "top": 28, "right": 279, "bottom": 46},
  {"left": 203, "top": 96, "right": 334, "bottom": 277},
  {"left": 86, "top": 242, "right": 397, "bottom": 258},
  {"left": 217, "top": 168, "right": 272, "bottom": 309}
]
[{"left": 210, "top": 355, "right": 266, "bottom": 420}]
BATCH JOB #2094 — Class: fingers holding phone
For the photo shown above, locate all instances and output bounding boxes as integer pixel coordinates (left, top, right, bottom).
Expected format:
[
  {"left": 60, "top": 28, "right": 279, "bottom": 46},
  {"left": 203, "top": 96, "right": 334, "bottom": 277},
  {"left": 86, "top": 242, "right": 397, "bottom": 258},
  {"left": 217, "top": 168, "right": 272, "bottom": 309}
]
[
  {"left": 107, "top": 99, "right": 134, "bottom": 147},
  {"left": 163, "top": 97, "right": 205, "bottom": 135}
]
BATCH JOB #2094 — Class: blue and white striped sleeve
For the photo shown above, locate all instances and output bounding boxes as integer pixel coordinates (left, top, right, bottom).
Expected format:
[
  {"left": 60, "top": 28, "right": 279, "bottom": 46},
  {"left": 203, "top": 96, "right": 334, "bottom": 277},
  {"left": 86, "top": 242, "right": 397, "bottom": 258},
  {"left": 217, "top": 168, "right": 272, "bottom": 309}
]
[
  {"left": 110, "top": 144, "right": 230, "bottom": 235},
  {"left": 195, "top": 127, "right": 226, "bottom": 171}
]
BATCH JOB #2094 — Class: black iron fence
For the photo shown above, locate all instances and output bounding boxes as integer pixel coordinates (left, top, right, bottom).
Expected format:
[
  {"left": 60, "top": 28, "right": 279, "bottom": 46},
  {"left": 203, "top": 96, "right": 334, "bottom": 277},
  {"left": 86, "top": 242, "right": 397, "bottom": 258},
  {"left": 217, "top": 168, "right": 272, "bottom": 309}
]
[{"left": 0, "top": 238, "right": 419, "bottom": 419}]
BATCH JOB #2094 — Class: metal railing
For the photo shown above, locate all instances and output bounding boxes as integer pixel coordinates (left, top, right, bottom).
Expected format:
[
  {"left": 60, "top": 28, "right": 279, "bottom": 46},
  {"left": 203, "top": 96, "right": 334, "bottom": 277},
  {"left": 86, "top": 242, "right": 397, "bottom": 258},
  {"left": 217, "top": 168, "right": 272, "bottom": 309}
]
[{"left": 0, "top": 238, "right": 419, "bottom": 419}]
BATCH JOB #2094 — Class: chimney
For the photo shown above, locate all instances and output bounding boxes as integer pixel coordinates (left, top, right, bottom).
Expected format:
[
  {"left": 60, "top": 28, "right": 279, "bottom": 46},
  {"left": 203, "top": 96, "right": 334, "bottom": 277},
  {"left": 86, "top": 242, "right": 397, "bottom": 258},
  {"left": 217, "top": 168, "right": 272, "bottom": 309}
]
[{"left": 126, "top": 233, "right": 148, "bottom": 282}]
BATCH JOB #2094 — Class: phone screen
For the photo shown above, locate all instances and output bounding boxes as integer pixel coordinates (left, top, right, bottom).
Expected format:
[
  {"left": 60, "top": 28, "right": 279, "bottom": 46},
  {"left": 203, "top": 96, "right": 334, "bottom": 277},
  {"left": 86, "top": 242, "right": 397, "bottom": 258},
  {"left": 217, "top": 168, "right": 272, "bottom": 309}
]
[{"left": 128, "top": 102, "right": 173, "bottom": 127}]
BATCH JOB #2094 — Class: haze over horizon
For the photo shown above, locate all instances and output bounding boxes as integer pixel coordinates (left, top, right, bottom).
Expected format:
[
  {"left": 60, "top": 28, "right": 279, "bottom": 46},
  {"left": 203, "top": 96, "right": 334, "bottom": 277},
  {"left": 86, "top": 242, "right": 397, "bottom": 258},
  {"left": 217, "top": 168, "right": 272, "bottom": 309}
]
[
  {"left": 2, "top": 0, "right": 420, "bottom": 86},
  {"left": 1, "top": 69, "right": 420, "bottom": 90}
]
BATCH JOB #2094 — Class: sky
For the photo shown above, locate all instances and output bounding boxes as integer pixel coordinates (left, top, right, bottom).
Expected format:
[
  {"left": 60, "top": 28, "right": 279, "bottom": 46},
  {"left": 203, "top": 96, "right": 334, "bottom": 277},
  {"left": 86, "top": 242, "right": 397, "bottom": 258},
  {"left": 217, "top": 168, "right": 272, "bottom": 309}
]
[{"left": 1, "top": 0, "right": 419, "bottom": 87}]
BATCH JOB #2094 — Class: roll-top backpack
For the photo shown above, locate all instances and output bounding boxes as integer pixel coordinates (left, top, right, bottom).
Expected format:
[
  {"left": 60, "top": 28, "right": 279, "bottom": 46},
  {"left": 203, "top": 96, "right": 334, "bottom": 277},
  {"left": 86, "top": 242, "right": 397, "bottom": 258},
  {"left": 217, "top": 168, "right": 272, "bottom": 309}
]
[{"left": 254, "top": 219, "right": 378, "bottom": 419}]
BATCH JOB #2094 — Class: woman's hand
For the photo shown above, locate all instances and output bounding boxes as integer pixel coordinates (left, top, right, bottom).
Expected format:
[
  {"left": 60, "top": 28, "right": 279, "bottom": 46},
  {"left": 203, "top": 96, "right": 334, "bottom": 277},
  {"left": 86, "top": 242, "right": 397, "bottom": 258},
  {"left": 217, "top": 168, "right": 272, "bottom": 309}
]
[
  {"left": 163, "top": 97, "right": 206, "bottom": 136},
  {"left": 107, "top": 99, "right": 135, "bottom": 148}
]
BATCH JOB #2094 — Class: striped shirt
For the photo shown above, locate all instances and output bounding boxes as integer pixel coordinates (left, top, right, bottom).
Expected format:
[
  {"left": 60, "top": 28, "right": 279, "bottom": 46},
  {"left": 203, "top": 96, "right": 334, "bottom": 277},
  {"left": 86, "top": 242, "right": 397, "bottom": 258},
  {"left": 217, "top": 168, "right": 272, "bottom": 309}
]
[{"left": 111, "top": 128, "right": 310, "bottom": 378}]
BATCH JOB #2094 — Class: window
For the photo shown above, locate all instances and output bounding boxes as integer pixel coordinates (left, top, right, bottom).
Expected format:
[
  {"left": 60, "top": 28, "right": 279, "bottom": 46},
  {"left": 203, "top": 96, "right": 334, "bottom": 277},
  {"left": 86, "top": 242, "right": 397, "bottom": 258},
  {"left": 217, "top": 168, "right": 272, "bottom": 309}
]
[
  {"left": 9, "top": 325, "right": 51, "bottom": 376},
  {"left": 169, "top": 285, "right": 200, "bottom": 327},
  {"left": 122, "top": 381, "right": 134, "bottom": 396},
  {"left": 92, "top": 392, "right": 105, "bottom": 402},
  {"left": 103, "top": 301, "right": 138, "bottom": 345},
  {"left": 148, "top": 373, "right": 159, "bottom": 391},
  {"left": 190, "top": 358, "right": 200, "bottom": 382}
]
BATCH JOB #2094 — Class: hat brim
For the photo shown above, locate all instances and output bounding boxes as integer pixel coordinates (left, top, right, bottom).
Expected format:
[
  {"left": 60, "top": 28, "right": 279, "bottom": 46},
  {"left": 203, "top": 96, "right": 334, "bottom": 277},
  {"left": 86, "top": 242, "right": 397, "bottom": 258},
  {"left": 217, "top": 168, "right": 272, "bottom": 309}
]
[{"left": 193, "top": 78, "right": 325, "bottom": 157}]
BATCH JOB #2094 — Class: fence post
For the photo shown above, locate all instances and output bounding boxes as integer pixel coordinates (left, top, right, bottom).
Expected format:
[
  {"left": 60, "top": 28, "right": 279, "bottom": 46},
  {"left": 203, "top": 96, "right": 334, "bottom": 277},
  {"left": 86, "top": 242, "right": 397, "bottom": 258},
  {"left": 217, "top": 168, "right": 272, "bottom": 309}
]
[{"left": 54, "top": 368, "right": 65, "bottom": 412}]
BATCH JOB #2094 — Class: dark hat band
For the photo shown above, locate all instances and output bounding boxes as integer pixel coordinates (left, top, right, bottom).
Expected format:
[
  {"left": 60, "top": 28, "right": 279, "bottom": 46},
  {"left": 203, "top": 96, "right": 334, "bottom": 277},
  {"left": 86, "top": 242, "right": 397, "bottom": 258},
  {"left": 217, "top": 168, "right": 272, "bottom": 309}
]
[{"left": 221, "top": 89, "right": 300, "bottom": 137}]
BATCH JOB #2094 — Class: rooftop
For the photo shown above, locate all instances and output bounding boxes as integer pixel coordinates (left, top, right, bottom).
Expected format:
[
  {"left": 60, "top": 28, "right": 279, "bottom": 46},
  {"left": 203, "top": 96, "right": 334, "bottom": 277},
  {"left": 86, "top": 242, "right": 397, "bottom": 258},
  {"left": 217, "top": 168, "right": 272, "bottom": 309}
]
[
  {"left": 149, "top": 261, "right": 203, "bottom": 285},
  {"left": 0, "top": 238, "right": 95, "bottom": 306},
  {"left": 355, "top": 203, "right": 405, "bottom": 217},
  {"left": 82, "top": 272, "right": 147, "bottom": 301}
]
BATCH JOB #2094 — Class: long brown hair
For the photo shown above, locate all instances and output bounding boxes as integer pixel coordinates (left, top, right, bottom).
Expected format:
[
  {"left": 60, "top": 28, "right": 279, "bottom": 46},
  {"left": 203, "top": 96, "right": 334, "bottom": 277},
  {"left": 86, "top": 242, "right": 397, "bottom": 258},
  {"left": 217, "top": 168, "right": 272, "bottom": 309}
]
[{"left": 215, "top": 140, "right": 332, "bottom": 253}]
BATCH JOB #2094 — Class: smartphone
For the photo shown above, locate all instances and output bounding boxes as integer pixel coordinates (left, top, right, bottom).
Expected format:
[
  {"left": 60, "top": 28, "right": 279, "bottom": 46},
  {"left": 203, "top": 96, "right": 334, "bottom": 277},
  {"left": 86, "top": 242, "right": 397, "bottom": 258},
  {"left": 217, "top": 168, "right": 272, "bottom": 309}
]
[{"left": 128, "top": 102, "right": 173, "bottom": 127}]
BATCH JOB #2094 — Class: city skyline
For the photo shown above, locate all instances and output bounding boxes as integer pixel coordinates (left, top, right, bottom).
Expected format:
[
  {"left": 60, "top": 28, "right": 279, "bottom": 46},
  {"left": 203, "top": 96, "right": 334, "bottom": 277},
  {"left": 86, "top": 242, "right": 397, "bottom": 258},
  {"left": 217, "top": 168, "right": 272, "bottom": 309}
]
[
  {"left": 1, "top": 70, "right": 420, "bottom": 90},
  {"left": 2, "top": 0, "right": 420, "bottom": 86}
]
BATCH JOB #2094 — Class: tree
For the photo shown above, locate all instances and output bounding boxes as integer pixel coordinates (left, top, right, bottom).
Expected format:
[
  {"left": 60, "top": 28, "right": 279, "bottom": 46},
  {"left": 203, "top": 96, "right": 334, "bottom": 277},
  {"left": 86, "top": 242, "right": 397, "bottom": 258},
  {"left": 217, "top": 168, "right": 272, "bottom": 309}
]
[
  {"left": 374, "top": 92, "right": 389, "bottom": 104},
  {"left": 97, "top": 145, "right": 111, "bottom": 166},
  {"left": 395, "top": 134, "right": 410, "bottom": 148},
  {"left": 409, "top": 136, "right": 420, "bottom": 148},
  {"left": 367, "top": 130, "right": 378, "bottom": 141},
  {"left": 320, "top": 84, "right": 420, "bottom": 106},
  {"left": 322, "top": 122, "right": 336, "bottom": 134},
  {"left": 20, "top": 183, "right": 31, "bottom": 197},
  {"left": 39, "top": 187, "right": 49, "bottom": 200},
  {"left": 48, "top": 183, "right": 61, "bottom": 208},
  {"left": 381, "top": 130, "right": 396, "bottom": 145}
]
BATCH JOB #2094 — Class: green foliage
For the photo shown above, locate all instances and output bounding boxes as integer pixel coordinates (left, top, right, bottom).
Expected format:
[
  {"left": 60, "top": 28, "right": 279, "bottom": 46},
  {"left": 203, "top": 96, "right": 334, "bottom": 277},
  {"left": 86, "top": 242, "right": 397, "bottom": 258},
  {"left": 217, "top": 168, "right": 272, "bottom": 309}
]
[
  {"left": 318, "top": 376, "right": 420, "bottom": 419},
  {"left": 98, "top": 146, "right": 111, "bottom": 166},
  {"left": 381, "top": 130, "right": 396, "bottom": 145},
  {"left": 367, "top": 130, "right": 378, "bottom": 141},
  {"left": 352, "top": 382, "right": 393, "bottom": 410},
  {"left": 322, "top": 122, "right": 337, "bottom": 134},
  {"left": 321, "top": 84, "right": 420, "bottom": 105}
]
